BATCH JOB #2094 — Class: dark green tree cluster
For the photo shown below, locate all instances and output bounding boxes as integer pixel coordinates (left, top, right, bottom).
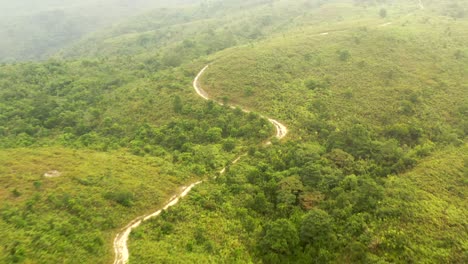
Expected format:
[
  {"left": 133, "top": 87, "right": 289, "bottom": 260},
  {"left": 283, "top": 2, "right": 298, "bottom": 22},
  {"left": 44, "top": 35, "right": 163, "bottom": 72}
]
[
  {"left": 131, "top": 136, "right": 466, "bottom": 263},
  {"left": 0, "top": 60, "right": 271, "bottom": 159}
]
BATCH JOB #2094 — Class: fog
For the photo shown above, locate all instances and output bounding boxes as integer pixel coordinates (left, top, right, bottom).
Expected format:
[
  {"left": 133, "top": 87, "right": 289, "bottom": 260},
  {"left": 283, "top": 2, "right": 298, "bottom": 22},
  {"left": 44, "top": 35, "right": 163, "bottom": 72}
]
[{"left": 0, "top": 0, "right": 201, "bottom": 62}]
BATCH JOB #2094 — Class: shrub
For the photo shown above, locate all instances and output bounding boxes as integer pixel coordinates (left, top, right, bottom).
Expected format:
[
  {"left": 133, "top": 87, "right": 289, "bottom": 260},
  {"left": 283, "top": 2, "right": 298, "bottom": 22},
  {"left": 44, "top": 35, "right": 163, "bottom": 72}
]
[
  {"left": 104, "top": 191, "right": 134, "bottom": 207},
  {"left": 380, "top": 8, "right": 387, "bottom": 18},
  {"left": 338, "top": 50, "right": 350, "bottom": 61}
]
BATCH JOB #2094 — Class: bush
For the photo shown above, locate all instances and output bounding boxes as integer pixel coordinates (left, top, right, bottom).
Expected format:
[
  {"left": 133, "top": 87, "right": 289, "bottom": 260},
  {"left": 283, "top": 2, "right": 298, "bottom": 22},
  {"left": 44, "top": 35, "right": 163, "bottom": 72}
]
[
  {"left": 104, "top": 191, "right": 134, "bottom": 207},
  {"left": 338, "top": 50, "right": 350, "bottom": 61},
  {"left": 222, "top": 138, "right": 236, "bottom": 152},
  {"left": 380, "top": 8, "right": 387, "bottom": 18},
  {"left": 305, "top": 78, "right": 329, "bottom": 90}
]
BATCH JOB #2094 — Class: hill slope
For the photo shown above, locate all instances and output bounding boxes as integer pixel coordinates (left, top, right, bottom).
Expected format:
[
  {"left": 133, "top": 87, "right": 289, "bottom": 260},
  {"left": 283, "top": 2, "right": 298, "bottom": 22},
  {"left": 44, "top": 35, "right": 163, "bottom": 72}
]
[
  {"left": 0, "top": 0, "right": 466, "bottom": 263},
  {"left": 0, "top": 0, "right": 201, "bottom": 62},
  {"left": 127, "top": 0, "right": 467, "bottom": 263},
  {"left": 0, "top": 55, "right": 271, "bottom": 262}
]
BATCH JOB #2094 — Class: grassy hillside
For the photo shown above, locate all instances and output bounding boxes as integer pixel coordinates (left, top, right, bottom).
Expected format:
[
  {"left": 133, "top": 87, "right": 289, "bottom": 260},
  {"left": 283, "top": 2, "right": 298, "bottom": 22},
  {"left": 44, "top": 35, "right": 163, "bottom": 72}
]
[
  {"left": 373, "top": 145, "right": 467, "bottom": 262},
  {"left": 129, "top": 144, "right": 467, "bottom": 263},
  {"left": 58, "top": 0, "right": 387, "bottom": 61},
  {"left": 127, "top": 1, "right": 467, "bottom": 263},
  {"left": 202, "top": 10, "right": 467, "bottom": 141},
  {"left": 0, "top": 0, "right": 466, "bottom": 263},
  {"left": 0, "top": 56, "right": 271, "bottom": 262},
  {"left": 0, "top": 148, "right": 187, "bottom": 263}
]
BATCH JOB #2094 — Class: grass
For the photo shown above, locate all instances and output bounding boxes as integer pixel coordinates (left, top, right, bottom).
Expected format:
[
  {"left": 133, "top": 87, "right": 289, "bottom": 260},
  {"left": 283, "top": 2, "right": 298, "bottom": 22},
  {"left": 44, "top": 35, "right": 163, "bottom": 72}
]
[
  {"left": 372, "top": 144, "right": 468, "bottom": 263},
  {"left": 201, "top": 11, "right": 467, "bottom": 140},
  {"left": 126, "top": 1, "right": 467, "bottom": 263},
  {"left": 1, "top": 0, "right": 466, "bottom": 263},
  {"left": 0, "top": 147, "right": 198, "bottom": 263}
]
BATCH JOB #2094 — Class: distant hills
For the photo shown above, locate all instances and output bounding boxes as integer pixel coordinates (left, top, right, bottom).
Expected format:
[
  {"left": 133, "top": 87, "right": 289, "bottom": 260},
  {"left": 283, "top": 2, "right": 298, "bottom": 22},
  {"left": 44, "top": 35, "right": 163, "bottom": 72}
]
[{"left": 0, "top": 0, "right": 201, "bottom": 62}]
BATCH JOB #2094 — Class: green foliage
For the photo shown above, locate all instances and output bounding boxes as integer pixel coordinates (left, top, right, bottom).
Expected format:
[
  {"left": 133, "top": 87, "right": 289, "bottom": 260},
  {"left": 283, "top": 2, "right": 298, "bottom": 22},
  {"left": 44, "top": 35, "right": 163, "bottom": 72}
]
[
  {"left": 380, "top": 8, "right": 388, "bottom": 18},
  {"left": 1, "top": 0, "right": 467, "bottom": 263},
  {"left": 126, "top": 1, "right": 467, "bottom": 263},
  {"left": 258, "top": 219, "right": 299, "bottom": 263},
  {"left": 0, "top": 41, "right": 271, "bottom": 263},
  {"left": 173, "top": 95, "right": 183, "bottom": 113},
  {"left": 0, "top": 148, "right": 192, "bottom": 263},
  {"left": 222, "top": 138, "right": 236, "bottom": 152},
  {"left": 0, "top": 59, "right": 270, "bottom": 154},
  {"left": 305, "top": 78, "right": 329, "bottom": 90},
  {"left": 338, "top": 49, "right": 351, "bottom": 61},
  {"left": 104, "top": 191, "right": 134, "bottom": 207},
  {"left": 300, "top": 209, "right": 334, "bottom": 247}
]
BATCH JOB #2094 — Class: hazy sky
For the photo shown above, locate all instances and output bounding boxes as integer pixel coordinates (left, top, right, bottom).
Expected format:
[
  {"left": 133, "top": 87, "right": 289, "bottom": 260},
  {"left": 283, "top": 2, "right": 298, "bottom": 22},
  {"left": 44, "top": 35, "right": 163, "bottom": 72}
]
[
  {"left": 0, "top": 0, "right": 201, "bottom": 17},
  {"left": 0, "top": 0, "right": 202, "bottom": 61}
]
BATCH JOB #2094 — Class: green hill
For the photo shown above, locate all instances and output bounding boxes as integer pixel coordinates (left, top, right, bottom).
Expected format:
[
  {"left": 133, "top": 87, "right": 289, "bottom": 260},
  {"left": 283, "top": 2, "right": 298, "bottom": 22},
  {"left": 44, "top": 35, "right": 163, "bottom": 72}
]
[
  {"left": 0, "top": 148, "right": 187, "bottom": 263},
  {"left": 128, "top": 144, "right": 467, "bottom": 263},
  {"left": 0, "top": 0, "right": 466, "bottom": 263},
  {"left": 0, "top": 0, "right": 201, "bottom": 62},
  {"left": 0, "top": 55, "right": 270, "bottom": 263},
  {"left": 202, "top": 7, "right": 467, "bottom": 141},
  {"left": 58, "top": 0, "right": 376, "bottom": 60},
  {"left": 126, "top": 0, "right": 467, "bottom": 263}
]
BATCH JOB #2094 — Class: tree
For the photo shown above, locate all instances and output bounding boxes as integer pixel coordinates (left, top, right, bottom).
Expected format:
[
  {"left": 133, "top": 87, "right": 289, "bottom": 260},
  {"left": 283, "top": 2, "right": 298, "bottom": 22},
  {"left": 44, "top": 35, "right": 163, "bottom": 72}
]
[
  {"left": 338, "top": 50, "right": 350, "bottom": 61},
  {"left": 161, "top": 52, "right": 182, "bottom": 67},
  {"left": 222, "top": 138, "right": 236, "bottom": 152},
  {"left": 324, "top": 148, "right": 355, "bottom": 173},
  {"left": 380, "top": 8, "right": 387, "bottom": 18},
  {"left": 173, "top": 95, "right": 183, "bottom": 113},
  {"left": 259, "top": 219, "right": 299, "bottom": 263},
  {"left": 104, "top": 191, "right": 134, "bottom": 207},
  {"left": 326, "top": 124, "right": 373, "bottom": 158},
  {"left": 277, "top": 176, "right": 304, "bottom": 206},
  {"left": 305, "top": 79, "right": 320, "bottom": 90},
  {"left": 300, "top": 209, "right": 334, "bottom": 247},
  {"left": 205, "top": 127, "right": 222, "bottom": 143}
]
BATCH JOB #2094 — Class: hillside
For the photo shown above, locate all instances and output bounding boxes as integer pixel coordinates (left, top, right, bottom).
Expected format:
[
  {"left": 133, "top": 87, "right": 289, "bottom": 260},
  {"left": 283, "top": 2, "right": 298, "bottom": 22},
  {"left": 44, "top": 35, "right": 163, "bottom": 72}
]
[
  {"left": 129, "top": 143, "right": 467, "bottom": 263},
  {"left": 0, "top": 55, "right": 271, "bottom": 262},
  {"left": 0, "top": 0, "right": 466, "bottom": 263},
  {"left": 58, "top": 0, "right": 378, "bottom": 60},
  {"left": 0, "top": 148, "right": 187, "bottom": 263},
  {"left": 0, "top": 0, "right": 201, "bottom": 62},
  {"left": 202, "top": 9, "right": 467, "bottom": 144},
  {"left": 126, "top": 0, "right": 467, "bottom": 263}
]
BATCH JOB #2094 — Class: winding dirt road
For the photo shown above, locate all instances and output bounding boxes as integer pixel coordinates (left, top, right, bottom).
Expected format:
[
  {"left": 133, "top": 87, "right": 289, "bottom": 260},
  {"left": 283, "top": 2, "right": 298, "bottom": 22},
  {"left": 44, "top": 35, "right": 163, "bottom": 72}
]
[
  {"left": 112, "top": 11, "right": 426, "bottom": 260},
  {"left": 113, "top": 182, "right": 202, "bottom": 264},
  {"left": 193, "top": 65, "right": 288, "bottom": 140},
  {"left": 113, "top": 65, "right": 288, "bottom": 264}
]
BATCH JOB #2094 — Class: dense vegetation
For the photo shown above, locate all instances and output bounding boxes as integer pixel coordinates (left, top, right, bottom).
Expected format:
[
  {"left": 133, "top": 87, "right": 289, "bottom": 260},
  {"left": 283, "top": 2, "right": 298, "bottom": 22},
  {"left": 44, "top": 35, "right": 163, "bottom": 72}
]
[
  {"left": 0, "top": 148, "right": 186, "bottom": 263},
  {"left": 128, "top": 0, "right": 467, "bottom": 263},
  {"left": 129, "top": 144, "right": 467, "bottom": 263},
  {"left": 0, "top": 0, "right": 466, "bottom": 263},
  {"left": 0, "top": 59, "right": 271, "bottom": 152},
  {"left": 0, "top": 37, "right": 271, "bottom": 263}
]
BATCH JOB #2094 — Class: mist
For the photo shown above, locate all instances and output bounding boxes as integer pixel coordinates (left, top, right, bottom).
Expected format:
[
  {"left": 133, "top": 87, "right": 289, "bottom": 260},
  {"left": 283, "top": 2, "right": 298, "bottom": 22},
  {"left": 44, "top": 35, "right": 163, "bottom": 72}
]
[{"left": 0, "top": 0, "right": 200, "bottom": 62}]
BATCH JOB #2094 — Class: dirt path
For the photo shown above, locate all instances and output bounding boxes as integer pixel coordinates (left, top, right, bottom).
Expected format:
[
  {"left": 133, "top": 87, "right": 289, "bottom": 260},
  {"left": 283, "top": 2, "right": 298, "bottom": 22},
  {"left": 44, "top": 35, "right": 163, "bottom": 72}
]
[
  {"left": 419, "top": 0, "right": 424, "bottom": 9},
  {"left": 379, "top": 22, "right": 392, "bottom": 27},
  {"left": 112, "top": 65, "right": 288, "bottom": 264},
  {"left": 112, "top": 182, "right": 202, "bottom": 264},
  {"left": 193, "top": 65, "right": 210, "bottom": 100},
  {"left": 112, "top": 14, "right": 416, "bottom": 262},
  {"left": 193, "top": 65, "right": 288, "bottom": 140}
]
